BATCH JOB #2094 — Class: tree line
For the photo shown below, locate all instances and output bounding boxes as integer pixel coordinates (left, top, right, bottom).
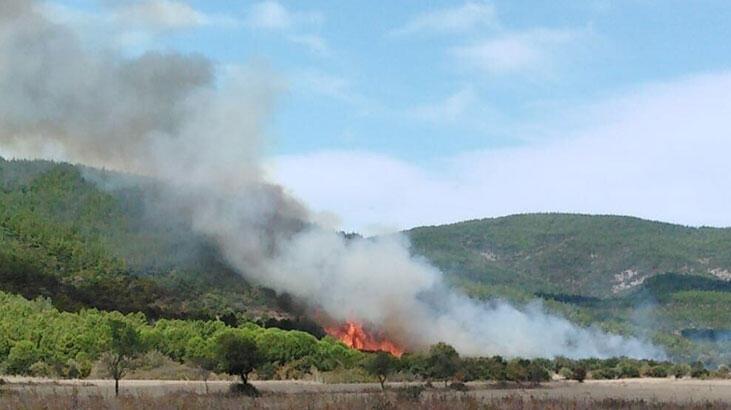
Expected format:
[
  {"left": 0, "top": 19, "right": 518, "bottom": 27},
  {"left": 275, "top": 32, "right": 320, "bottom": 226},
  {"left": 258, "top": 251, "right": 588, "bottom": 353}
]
[{"left": 1, "top": 290, "right": 728, "bottom": 397}]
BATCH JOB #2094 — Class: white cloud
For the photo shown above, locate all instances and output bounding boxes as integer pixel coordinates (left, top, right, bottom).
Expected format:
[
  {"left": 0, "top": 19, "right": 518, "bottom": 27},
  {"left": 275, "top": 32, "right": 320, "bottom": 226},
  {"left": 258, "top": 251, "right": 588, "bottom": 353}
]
[
  {"left": 113, "top": 0, "right": 210, "bottom": 29},
  {"left": 393, "top": 1, "right": 498, "bottom": 35},
  {"left": 270, "top": 72, "right": 731, "bottom": 232},
  {"left": 247, "top": 0, "right": 323, "bottom": 31},
  {"left": 245, "top": 1, "right": 328, "bottom": 56},
  {"left": 247, "top": 0, "right": 291, "bottom": 30},
  {"left": 452, "top": 28, "right": 578, "bottom": 75}
]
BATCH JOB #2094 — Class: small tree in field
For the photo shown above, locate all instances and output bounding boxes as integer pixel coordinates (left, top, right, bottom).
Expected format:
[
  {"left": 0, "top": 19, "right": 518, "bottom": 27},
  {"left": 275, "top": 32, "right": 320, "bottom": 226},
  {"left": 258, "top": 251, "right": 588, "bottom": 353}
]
[
  {"left": 426, "top": 342, "right": 460, "bottom": 386},
  {"left": 572, "top": 367, "right": 587, "bottom": 383},
  {"left": 363, "top": 351, "right": 397, "bottom": 391},
  {"left": 214, "top": 332, "right": 264, "bottom": 394},
  {"left": 102, "top": 319, "right": 144, "bottom": 397}
]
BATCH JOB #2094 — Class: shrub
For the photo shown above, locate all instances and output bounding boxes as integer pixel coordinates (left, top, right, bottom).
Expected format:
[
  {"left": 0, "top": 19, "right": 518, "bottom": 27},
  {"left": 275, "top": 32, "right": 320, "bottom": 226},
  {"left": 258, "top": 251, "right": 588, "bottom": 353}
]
[
  {"left": 615, "top": 360, "right": 641, "bottom": 378},
  {"left": 229, "top": 382, "right": 260, "bottom": 397},
  {"left": 690, "top": 361, "right": 709, "bottom": 378},
  {"left": 506, "top": 359, "right": 529, "bottom": 383},
  {"left": 645, "top": 365, "right": 669, "bottom": 378},
  {"left": 5, "top": 340, "right": 39, "bottom": 375},
  {"left": 527, "top": 362, "right": 551, "bottom": 384},
  {"left": 256, "top": 362, "right": 277, "bottom": 380},
  {"left": 558, "top": 367, "right": 573, "bottom": 379},
  {"left": 571, "top": 367, "right": 587, "bottom": 382},
  {"left": 29, "top": 361, "right": 52, "bottom": 377},
  {"left": 425, "top": 343, "right": 460, "bottom": 384},
  {"left": 591, "top": 367, "right": 618, "bottom": 380},
  {"left": 671, "top": 364, "right": 691, "bottom": 378}
]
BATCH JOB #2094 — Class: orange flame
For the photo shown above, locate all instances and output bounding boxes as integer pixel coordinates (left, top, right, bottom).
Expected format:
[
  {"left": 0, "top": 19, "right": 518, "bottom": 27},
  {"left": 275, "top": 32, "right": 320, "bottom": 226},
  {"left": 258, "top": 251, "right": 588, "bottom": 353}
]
[{"left": 325, "top": 321, "right": 403, "bottom": 357}]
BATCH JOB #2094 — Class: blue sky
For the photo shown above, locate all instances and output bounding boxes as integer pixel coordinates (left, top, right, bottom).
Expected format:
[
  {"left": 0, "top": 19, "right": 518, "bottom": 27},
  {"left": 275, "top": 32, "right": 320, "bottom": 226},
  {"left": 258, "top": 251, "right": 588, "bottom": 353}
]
[{"left": 39, "top": 1, "right": 731, "bottom": 231}]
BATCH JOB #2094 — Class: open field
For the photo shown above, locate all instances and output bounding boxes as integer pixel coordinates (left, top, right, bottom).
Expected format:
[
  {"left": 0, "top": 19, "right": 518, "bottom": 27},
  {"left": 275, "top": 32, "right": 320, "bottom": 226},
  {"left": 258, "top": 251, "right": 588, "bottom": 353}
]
[{"left": 2, "top": 378, "right": 731, "bottom": 409}]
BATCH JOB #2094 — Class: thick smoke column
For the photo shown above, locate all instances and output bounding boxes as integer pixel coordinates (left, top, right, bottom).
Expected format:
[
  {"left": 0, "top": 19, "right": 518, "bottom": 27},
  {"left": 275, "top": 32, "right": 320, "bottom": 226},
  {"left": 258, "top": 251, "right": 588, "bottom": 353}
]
[{"left": 0, "top": 0, "right": 663, "bottom": 359}]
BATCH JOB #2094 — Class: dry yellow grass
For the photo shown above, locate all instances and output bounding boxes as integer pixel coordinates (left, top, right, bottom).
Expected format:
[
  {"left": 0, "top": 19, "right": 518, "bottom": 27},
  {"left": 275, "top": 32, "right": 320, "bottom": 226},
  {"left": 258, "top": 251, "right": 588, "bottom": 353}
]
[{"left": 1, "top": 378, "right": 731, "bottom": 409}]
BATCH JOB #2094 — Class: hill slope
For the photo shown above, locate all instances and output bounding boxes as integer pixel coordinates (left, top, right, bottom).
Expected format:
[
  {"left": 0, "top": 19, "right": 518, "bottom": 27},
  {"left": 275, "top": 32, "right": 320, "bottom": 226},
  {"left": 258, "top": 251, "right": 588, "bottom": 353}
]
[
  {"left": 407, "top": 213, "right": 731, "bottom": 298},
  {"left": 0, "top": 158, "right": 292, "bottom": 323}
]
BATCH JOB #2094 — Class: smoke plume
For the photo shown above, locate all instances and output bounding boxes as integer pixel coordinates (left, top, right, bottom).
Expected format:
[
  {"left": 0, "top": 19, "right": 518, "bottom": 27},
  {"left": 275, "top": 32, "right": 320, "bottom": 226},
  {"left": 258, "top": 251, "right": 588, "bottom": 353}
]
[{"left": 0, "top": 0, "right": 663, "bottom": 359}]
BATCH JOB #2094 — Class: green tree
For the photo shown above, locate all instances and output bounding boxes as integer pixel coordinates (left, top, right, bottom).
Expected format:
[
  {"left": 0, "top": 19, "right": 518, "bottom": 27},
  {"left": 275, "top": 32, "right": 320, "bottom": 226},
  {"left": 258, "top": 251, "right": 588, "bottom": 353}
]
[
  {"left": 506, "top": 359, "right": 529, "bottom": 383},
  {"left": 185, "top": 336, "right": 217, "bottom": 394},
  {"left": 363, "top": 351, "right": 397, "bottom": 391},
  {"left": 5, "top": 340, "right": 39, "bottom": 375},
  {"left": 426, "top": 342, "right": 460, "bottom": 386},
  {"left": 214, "top": 332, "right": 263, "bottom": 387},
  {"left": 527, "top": 361, "right": 550, "bottom": 384},
  {"left": 615, "top": 359, "right": 641, "bottom": 378},
  {"left": 101, "top": 319, "right": 144, "bottom": 396}
]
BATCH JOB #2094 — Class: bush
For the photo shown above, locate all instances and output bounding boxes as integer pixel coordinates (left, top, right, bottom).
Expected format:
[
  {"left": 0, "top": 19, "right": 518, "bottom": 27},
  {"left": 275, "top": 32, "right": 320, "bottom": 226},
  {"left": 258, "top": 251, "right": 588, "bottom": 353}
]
[
  {"left": 644, "top": 365, "right": 668, "bottom": 378},
  {"left": 591, "top": 367, "right": 618, "bottom": 380},
  {"left": 506, "top": 359, "right": 529, "bottom": 382},
  {"left": 690, "top": 361, "right": 709, "bottom": 378},
  {"left": 229, "top": 382, "right": 260, "bottom": 397},
  {"left": 29, "top": 361, "right": 52, "bottom": 377},
  {"left": 671, "top": 364, "right": 691, "bottom": 378},
  {"left": 558, "top": 367, "right": 573, "bottom": 379},
  {"left": 571, "top": 367, "right": 587, "bottom": 382},
  {"left": 425, "top": 343, "right": 460, "bottom": 384},
  {"left": 5, "top": 341, "right": 39, "bottom": 375},
  {"left": 527, "top": 362, "right": 550, "bottom": 384},
  {"left": 615, "top": 360, "right": 641, "bottom": 378}
]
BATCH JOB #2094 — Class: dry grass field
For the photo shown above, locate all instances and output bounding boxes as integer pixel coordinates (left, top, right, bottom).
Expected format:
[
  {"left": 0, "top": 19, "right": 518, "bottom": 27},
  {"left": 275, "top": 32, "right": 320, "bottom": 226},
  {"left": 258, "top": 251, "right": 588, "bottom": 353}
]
[{"left": 1, "top": 378, "right": 731, "bottom": 409}]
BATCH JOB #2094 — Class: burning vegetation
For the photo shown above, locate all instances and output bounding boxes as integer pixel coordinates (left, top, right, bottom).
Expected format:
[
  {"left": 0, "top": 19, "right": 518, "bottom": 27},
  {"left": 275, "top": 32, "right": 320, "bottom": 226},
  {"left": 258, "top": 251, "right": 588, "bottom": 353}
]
[{"left": 325, "top": 321, "right": 404, "bottom": 357}]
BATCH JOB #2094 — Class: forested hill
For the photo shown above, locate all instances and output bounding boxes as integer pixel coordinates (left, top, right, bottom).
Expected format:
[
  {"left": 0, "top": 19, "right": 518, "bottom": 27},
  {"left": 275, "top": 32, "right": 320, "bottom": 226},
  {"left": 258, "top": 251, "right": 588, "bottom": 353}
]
[
  {"left": 407, "top": 214, "right": 731, "bottom": 298},
  {"left": 0, "top": 158, "right": 295, "bottom": 325},
  {"left": 2, "top": 158, "right": 731, "bottom": 360}
]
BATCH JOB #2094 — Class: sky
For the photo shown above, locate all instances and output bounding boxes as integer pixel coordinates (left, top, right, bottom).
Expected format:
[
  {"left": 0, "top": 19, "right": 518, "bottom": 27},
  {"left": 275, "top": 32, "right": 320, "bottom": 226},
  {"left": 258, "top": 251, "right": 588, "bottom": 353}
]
[{"left": 17, "top": 0, "right": 731, "bottom": 233}]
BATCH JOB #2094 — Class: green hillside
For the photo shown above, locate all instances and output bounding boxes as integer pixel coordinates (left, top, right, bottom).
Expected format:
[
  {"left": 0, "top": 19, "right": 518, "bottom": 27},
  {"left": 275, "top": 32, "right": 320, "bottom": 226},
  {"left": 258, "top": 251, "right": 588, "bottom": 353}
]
[
  {"left": 0, "top": 158, "right": 294, "bottom": 325},
  {"left": 407, "top": 214, "right": 731, "bottom": 298},
  {"left": 407, "top": 215, "right": 731, "bottom": 362}
]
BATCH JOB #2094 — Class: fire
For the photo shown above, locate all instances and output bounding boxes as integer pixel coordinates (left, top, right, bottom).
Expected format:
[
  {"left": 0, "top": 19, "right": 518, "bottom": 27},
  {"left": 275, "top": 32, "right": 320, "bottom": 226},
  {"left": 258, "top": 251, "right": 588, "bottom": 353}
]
[{"left": 325, "top": 321, "right": 403, "bottom": 357}]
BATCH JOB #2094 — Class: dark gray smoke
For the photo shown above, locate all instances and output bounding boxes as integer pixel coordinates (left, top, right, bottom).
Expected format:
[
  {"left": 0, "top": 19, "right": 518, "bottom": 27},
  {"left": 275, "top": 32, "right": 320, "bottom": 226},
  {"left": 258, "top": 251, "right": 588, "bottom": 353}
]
[{"left": 0, "top": 0, "right": 663, "bottom": 359}]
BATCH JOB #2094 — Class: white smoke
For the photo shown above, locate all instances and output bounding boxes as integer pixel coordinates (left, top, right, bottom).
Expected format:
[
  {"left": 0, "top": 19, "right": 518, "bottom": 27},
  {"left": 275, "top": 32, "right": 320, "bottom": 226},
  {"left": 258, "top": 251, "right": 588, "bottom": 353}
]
[{"left": 0, "top": 0, "right": 663, "bottom": 359}]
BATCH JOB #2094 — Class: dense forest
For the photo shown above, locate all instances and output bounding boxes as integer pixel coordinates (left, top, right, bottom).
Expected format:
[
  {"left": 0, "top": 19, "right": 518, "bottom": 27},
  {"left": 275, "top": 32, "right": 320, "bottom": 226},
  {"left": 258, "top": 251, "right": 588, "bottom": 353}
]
[{"left": 0, "top": 158, "right": 304, "bottom": 324}]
